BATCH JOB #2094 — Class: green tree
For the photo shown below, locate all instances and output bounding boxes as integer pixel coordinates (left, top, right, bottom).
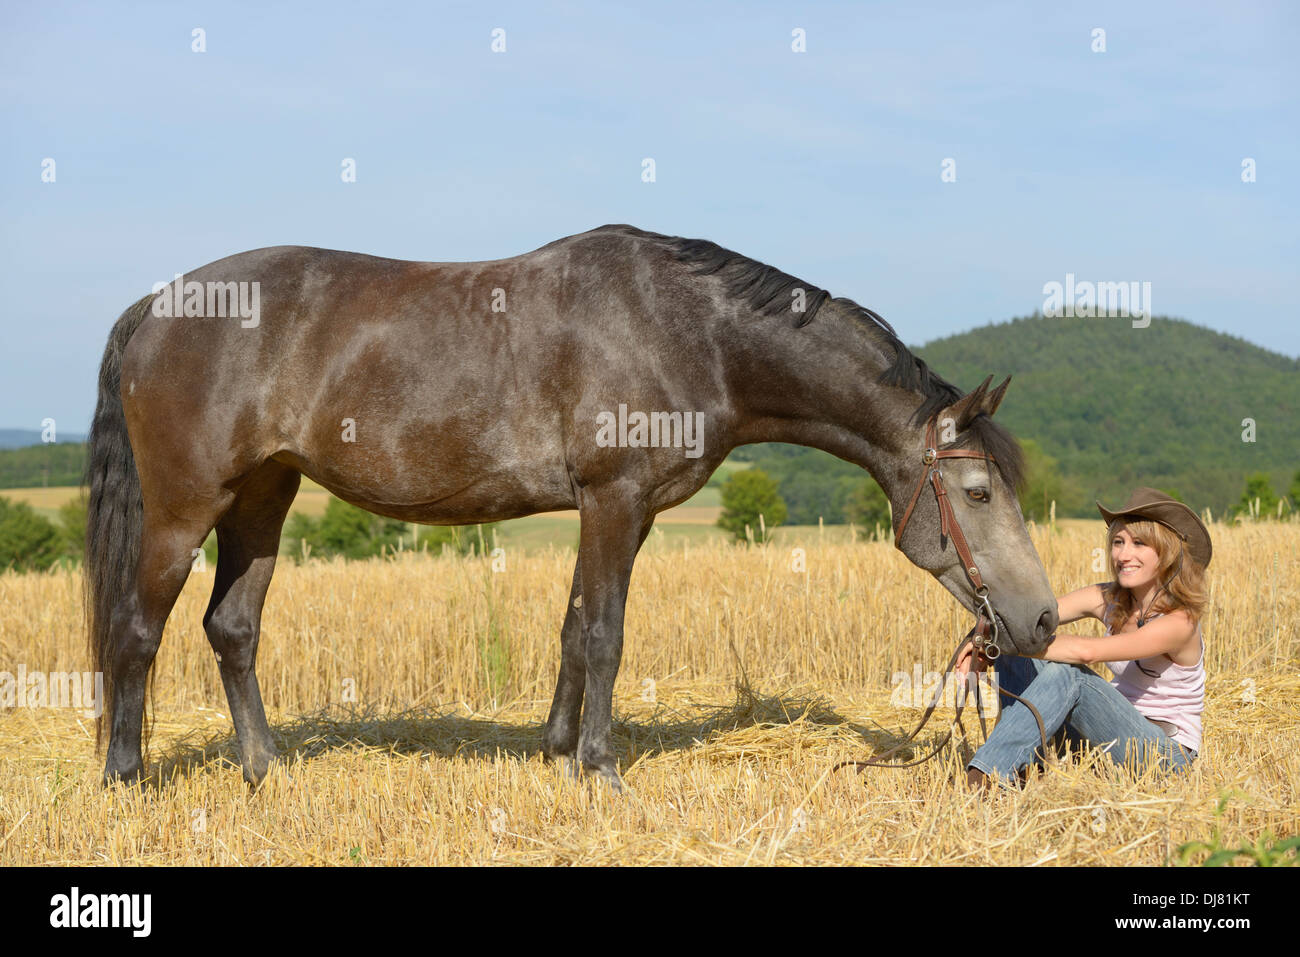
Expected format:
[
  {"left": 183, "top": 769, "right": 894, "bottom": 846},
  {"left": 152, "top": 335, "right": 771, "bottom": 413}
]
[
  {"left": 57, "top": 496, "right": 87, "bottom": 562},
  {"left": 283, "top": 498, "right": 411, "bottom": 561},
  {"left": 845, "top": 478, "right": 890, "bottom": 532},
  {"left": 1235, "top": 472, "right": 1279, "bottom": 519},
  {"left": 282, "top": 510, "right": 318, "bottom": 560},
  {"left": 1017, "top": 438, "right": 1084, "bottom": 522},
  {"left": 0, "top": 496, "right": 61, "bottom": 572},
  {"left": 717, "top": 469, "right": 787, "bottom": 543},
  {"left": 1287, "top": 469, "right": 1300, "bottom": 513},
  {"left": 318, "top": 499, "right": 408, "bottom": 558},
  {"left": 417, "top": 523, "right": 501, "bottom": 556},
  {"left": 284, "top": 498, "right": 499, "bottom": 561}
]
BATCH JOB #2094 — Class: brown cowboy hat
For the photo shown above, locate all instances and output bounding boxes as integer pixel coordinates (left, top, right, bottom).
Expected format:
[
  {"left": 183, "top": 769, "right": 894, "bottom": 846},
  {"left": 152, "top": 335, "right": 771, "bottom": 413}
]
[{"left": 1097, "top": 487, "right": 1212, "bottom": 568}]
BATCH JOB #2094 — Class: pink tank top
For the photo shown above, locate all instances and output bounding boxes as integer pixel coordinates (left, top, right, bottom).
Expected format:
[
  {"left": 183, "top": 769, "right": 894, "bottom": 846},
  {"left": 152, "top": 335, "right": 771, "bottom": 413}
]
[{"left": 1102, "top": 607, "right": 1204, "bottom": 753}]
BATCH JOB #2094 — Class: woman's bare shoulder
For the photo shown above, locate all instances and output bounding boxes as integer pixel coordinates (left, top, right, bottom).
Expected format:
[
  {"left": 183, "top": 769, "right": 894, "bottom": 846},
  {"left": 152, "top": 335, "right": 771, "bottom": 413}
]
[
  {"left": 1160, "top": 607, "right": 1199, "bottom": 638},
  {"left": 1157, "top": 608, "right": 1200, "bottom": 665}
]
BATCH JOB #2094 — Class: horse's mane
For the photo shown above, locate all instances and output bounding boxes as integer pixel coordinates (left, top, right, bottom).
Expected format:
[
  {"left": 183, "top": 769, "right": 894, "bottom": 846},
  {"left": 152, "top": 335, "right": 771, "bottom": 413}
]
[{"left": 591, "top": 223, "right": 1026, "bottom": 493}]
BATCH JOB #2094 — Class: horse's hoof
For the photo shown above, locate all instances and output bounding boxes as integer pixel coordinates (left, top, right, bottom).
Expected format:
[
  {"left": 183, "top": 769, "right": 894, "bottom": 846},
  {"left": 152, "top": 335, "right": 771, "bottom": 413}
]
[
  {"left": 593, "top": 767, "right": 625, "bottom": 795},
  {"left": 581, "top": 760, "right": 625, "bottom": 795},
  {"left": 541, "top": 745, "right": 578, "bottom": 766},
  {"left": 102, "top": 762, "right": 144, "bottom": 788},
  {"left": 556, "top": 756, "right": 625, "bottom": 793},
  {"left": 242, "top": 750, "right": 283, "bottom": 789},
  {"left": 556, "top": 755, "right": 582, "bottom": 782}
]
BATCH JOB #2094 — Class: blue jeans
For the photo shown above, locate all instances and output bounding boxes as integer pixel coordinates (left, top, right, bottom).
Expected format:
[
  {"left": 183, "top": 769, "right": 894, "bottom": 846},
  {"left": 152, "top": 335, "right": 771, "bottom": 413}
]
[{"left": 967, "top": 655, "right": 1197, "bottom": 787}]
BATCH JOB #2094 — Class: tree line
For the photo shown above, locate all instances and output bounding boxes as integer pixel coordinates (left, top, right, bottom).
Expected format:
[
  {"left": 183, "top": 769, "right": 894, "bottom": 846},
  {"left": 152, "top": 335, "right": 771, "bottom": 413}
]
[{"left": 0, "top": 494, "right": 498, "bottom": 574}]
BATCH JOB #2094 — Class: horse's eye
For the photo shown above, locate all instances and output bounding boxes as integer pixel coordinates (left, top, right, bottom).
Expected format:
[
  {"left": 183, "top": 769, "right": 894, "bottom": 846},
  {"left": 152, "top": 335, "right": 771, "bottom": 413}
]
[{"left": 966, "top": 488, "right": 988, "bottom": 503}]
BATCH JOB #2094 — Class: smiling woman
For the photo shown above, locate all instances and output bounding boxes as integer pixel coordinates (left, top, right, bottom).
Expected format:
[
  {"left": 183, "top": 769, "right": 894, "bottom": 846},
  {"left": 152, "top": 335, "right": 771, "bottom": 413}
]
[{"left": 960, "top": 487, "right": 1212, "bottom": 790}]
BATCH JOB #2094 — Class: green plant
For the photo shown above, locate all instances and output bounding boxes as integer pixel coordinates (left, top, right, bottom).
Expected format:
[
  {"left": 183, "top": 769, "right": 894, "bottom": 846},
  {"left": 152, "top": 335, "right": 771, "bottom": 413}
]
[
  {"left": 0, "top": 495, "right": 61, "bottom": 572},
  {"left": 283, "top": 498, "right": 411, "bottom": 561},
  {"left": 479, "top": 568, "right": 511, "bottom": 704},
  {"left": 1174, "top": 791, "right": 1299, "bottom": 866},
  {"left": 419, "top": 522, "right": 500, "bottom": 557},
  {"left": 1232, "top": 472, "right": 1279, "bottom": 521}
]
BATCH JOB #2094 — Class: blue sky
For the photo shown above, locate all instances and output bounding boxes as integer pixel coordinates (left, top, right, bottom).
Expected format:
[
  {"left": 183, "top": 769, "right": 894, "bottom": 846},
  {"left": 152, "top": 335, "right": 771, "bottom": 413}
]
[{"left": 2, "top": 0, "right": 1297, "bottom": 431}]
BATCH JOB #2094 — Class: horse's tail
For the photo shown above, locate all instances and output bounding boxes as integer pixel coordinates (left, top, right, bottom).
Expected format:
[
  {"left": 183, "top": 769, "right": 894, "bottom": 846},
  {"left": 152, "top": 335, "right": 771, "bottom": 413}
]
[{"left": 84, "top": 293, "right": 154, "bottom": 751}]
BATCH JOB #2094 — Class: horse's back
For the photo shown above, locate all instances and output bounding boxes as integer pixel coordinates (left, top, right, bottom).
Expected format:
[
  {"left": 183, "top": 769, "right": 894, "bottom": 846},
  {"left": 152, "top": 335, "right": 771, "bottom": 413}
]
[{"left": 117, "top": 228, "right": 724, "bottom": 522}]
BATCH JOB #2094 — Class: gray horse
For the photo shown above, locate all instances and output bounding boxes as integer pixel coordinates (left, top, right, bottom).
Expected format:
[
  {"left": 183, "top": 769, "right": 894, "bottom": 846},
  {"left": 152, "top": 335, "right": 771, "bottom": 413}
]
[{"left": 85, "top": 224, "right": 1057, "bottom": 791}]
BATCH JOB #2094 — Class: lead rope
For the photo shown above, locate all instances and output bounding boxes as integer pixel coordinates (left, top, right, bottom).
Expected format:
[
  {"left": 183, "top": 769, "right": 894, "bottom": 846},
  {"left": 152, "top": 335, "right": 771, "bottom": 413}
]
[{"left": 831, "top": 618, "right": 1049, "bottom": 776}]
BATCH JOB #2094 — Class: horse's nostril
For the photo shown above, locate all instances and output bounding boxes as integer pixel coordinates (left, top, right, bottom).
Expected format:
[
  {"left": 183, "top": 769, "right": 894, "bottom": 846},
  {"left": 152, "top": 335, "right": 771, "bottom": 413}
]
[{"left": 1037, "top": 607, "right": 1057, "bottom": 639}]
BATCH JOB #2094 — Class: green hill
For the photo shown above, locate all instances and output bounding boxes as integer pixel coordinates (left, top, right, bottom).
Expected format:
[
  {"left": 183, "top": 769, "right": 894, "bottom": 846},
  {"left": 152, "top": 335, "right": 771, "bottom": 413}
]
[
  {"left": 0, "top": 442, "right": 86, "bottom": 488},
  {"left": 911, "top": 313, "right": 1297, "bottom": 516},
  {"left": 731, "top": 314, "right": 1296, "bottom": 521}
]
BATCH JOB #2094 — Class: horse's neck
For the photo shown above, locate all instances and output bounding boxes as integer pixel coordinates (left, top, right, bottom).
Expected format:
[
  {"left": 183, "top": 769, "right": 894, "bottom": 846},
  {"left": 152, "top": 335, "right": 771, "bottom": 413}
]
[{"left": 725, "top": 306, "right": 921, "bottom": 500}]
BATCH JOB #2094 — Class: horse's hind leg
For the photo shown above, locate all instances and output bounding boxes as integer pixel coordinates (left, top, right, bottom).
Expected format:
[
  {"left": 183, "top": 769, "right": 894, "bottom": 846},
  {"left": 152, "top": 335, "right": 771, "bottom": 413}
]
[
  {"left": 541, "top": 555, "right": 584, "bottom": 762},
  {"left": 203, "top": 461, "right": 300, "bottom": 787},
  {"left": 104, "top": 511, "right": 224, "bottom": 785}
]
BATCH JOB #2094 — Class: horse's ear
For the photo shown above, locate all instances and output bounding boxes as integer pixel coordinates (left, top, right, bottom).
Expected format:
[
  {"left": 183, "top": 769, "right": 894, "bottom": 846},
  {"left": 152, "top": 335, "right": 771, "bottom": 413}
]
[
  {"left": 946, "top": 374, "right": 993, "bottom": 432},
  {"left": 984, "top": 375, "right": 1011, "bottom": 417}
]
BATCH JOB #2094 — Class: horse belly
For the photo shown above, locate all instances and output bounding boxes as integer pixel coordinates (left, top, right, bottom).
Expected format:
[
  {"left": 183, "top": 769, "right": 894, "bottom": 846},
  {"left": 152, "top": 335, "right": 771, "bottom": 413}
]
[{"left": 281, "top": 426, "right": 576, "bottom": 526}]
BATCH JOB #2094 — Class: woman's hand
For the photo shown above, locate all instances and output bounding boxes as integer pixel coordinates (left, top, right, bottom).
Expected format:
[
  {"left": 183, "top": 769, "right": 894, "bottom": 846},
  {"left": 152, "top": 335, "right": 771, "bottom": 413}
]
[{"left": 954, "top": 640, "right": 987, "bottom": 677}]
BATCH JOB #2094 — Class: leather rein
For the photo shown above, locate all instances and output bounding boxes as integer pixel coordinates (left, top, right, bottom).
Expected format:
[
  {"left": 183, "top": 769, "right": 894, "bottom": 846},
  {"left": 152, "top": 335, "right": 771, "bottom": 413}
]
[{"left": 833, "top": 414, "right": 1048, "bottom": 774}]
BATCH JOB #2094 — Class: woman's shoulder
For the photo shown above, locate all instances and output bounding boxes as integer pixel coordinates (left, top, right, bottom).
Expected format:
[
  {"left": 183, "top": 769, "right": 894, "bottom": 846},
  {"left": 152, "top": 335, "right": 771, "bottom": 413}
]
[
  {"left": 1156, "top": 607, "right": 1198, "bottom": 631},
  {"left": 1153, "top": 608, "right": 1202, "bottom": 667}
]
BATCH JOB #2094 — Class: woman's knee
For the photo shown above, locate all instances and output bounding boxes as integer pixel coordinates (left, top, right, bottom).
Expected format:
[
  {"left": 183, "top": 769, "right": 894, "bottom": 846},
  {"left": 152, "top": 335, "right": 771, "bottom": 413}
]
[
  {"left": 1027, "top": 659, "right": 1078, "bottom": 689},
  {"left": 994, "top": 653, "right": 1044, "bottom": 685}
]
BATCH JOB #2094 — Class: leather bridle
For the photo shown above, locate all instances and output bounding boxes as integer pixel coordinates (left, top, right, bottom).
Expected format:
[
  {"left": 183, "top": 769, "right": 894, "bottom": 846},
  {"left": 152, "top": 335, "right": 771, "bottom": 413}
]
[
  {"left": 892, "top": 412, "right": 1003, "bottom": 659},
  {"left": 832, "top": 412, "right": 1049, "bottom": 776}
]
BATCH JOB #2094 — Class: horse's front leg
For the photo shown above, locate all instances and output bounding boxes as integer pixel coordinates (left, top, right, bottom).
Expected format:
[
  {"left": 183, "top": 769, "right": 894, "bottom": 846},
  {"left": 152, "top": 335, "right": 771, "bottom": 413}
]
[{"left": 571, "top": 490, "right": 653, "bottom": 793}]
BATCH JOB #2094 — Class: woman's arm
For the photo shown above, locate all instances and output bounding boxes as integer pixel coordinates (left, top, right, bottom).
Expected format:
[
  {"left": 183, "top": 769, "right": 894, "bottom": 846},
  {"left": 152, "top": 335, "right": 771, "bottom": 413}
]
[
  {"left": 959, "top": 584, "right": 1108, "bottom": 673},
  {"left": 1032, "top": 611, "right": 1196, "bottom": 666},
  {"left": 1056, "top": 583, "right": 1108, "bottom": 625}
]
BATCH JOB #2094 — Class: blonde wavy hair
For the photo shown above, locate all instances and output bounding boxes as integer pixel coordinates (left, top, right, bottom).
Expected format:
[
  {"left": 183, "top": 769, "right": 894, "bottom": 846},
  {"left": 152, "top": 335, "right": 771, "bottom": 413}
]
[{"left": 1102, "top": 517, "right": 1209, "bottom": 634}]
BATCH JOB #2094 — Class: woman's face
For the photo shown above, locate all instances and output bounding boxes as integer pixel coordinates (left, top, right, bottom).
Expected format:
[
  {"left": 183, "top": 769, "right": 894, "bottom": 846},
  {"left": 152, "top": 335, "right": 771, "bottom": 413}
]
[{"left": 1111, "top": 526, "right": 1160, "bottom": 590}]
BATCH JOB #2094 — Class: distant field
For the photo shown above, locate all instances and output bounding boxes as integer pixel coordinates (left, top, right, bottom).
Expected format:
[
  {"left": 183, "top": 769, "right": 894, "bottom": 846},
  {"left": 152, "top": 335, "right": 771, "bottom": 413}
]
[
  {"left": 2, "top": 474, "right": 1113, "bottom": 556},
  {"left": 1, "top": 459, "right": 764, "bottom": 554}
]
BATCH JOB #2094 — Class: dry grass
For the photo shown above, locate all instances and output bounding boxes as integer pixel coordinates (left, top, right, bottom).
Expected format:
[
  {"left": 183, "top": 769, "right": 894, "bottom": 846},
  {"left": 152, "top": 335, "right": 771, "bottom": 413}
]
[{"left": 0, "top": 519, "right": 1296, "bottom": 865}]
